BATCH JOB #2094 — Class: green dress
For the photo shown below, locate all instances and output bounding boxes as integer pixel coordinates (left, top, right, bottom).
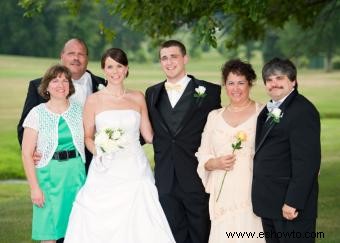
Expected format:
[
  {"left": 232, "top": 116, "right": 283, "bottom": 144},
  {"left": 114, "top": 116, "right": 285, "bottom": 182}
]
[{"left": 32, "top": 117, "right": 86, "bottom": 240}]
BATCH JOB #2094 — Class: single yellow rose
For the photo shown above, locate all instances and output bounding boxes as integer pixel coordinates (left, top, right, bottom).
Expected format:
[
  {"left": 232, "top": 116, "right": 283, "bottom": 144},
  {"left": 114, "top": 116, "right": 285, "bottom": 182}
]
[
  {"left": 236, "top": 131, "right": 247, "bottom": 142},
  {"left": 216, "top": 130, "right": 248, "bottom": 202}
]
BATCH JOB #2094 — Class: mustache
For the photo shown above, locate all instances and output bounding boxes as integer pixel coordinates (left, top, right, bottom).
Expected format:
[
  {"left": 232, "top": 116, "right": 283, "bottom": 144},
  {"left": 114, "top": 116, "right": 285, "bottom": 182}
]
[
  {"left": 70, "top": 61, "right": 81, "bottom": 65},
  {"left": 269, "top": 86, "right": 283, "bottom": 91}
]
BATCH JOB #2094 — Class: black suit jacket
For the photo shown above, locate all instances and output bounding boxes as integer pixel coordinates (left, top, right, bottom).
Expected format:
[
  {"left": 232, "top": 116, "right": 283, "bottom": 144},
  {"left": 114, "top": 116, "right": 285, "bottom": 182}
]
[
  {"left": 17, "top": 71, "right": 105, "bottom": 168},
  {"left": 145, "top": 75, "right": 221, "bottom": 193},
  {"left": 252, "top": 89, "right": 321, "bottom": 220}
]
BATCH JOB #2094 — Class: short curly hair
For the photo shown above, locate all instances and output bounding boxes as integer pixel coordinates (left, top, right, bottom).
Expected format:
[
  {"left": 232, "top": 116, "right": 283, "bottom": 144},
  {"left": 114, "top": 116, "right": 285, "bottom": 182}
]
[
  {"left": 221, "top": 59, "right": 256, "bottom": 87},
  {"left": 38, "top": 64, "right": 75, "bottom": 100}
]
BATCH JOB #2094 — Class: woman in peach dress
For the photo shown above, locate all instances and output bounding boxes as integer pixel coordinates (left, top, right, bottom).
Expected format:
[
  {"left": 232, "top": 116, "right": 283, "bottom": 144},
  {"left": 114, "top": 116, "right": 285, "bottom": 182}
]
[{"left": 196, "top": 59, "right": 265, "bottom": 243}]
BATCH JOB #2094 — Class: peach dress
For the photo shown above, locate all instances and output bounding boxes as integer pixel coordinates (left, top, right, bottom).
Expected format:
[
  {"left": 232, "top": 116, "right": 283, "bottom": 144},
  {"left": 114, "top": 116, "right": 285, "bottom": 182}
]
[{"left": 196, "top": 104, "right": 265, "bottom": 243}]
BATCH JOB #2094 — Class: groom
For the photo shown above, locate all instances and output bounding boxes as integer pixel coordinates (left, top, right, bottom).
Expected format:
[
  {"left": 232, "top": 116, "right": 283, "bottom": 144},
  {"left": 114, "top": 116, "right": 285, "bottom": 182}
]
[
  {"left": 145, "top": 40, "right": 221, "bottom": 243},
  {"left": 252, "top": 58, "right": 321, "bottom": 243}
]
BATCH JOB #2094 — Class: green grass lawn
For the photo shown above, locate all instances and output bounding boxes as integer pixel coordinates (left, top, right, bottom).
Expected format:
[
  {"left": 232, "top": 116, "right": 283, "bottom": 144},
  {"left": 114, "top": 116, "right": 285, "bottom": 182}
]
[
  {"left": 1, "top": 147, "right": 338, "bottom": 242},
  {"left": 0, "top": 53, "right": 339, "bottom": 242}
]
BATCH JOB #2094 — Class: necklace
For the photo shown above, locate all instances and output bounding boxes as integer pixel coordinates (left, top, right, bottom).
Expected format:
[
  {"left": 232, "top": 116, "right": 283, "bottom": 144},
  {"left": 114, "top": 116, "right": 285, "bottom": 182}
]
[
  {"left": 227, "top": 99, "right": 253, "bottom": 112},
  {"left": 104, "top": 88, "right": 126, "bottom": 99}
]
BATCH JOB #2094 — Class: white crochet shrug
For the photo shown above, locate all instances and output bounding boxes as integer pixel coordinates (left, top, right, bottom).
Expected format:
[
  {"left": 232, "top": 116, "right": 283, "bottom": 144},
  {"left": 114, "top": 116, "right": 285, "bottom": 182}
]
[{"left": 23, "top": 102, "right": 85, "bottom": 168}]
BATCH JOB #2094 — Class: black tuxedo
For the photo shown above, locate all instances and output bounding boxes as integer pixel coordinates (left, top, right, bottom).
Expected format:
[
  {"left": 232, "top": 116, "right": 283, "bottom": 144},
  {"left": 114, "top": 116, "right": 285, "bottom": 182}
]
[
  {"left": 17, "top": 70, "right": 105, "bottom": 169},
  {"left": 252, "top": 90, "right": 321, "bottom": 241},
  {"left": 145, "top": 75, "right": 221, "bottom": 243}
]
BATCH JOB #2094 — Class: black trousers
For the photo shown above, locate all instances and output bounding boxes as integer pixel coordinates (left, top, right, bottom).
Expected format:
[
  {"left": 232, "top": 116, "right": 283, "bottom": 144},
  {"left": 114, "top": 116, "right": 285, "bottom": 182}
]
[
  {"left": 261, "top": 217, "right": 316, "bottom": 243},
  {"left": 159, "top": 180, "right": 210, "bottom": 243}
]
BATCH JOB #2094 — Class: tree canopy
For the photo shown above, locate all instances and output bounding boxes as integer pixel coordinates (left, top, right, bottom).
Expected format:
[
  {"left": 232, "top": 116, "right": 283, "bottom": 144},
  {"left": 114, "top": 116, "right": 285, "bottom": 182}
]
[
  {"left": 19, "top": 0, "right": 335, "bottom": 48},
  {"left": 1, "top": 0, "right": 145, "bottom": 60}
]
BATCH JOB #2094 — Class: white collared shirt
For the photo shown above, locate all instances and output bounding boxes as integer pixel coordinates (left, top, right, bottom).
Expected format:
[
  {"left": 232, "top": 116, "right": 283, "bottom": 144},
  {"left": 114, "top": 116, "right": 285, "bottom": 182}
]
[
  {"left": 166, "top": 75, "right": 191, "bottom": 108},
  {"left": 267, "top": 89, "right": 295, "bottom": 113},
  {"left": 70, "top": 71, "right": 93, "bottom": 107}
]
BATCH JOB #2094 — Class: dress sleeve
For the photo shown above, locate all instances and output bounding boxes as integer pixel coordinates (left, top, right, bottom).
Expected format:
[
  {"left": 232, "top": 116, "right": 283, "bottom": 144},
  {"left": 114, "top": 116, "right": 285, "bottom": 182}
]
[
  {"left": 23, "top": 107, "right": 39, "bottom": 131},
  {"left": 195, "top": 109, "right": 218, "bottom": 193}
]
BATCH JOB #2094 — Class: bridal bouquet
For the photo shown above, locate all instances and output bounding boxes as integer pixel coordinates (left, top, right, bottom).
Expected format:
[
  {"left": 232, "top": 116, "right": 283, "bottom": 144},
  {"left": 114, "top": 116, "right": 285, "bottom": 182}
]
[
  {"left": 216, "top": 131, "right": 247, "bottom": 202},
  {"left": 95, "top": 127, "right": 126, "bottom": 155}
]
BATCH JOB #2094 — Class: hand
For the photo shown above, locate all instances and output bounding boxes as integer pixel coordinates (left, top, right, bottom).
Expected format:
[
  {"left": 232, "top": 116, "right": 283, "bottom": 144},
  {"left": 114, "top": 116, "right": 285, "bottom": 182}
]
[
  {"left": 209, "top": 154, "right": 236, "bottom": 171},
  {"left": 32, "top": 150, "right": 42, "bottom": 165},
  {"left": 31, "top": 187, "right": 45, "bottom": 208},
  {"left": 282, "top": 203, "right": 298, "bottom": 220}
]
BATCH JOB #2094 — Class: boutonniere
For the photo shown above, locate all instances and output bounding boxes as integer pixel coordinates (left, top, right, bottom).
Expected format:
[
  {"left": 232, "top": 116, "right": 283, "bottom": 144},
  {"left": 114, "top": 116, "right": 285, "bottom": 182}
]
[
  {"left": 267, "top": 107, "right": 283, "bottom": 123},
  {"left": 194, "top": 85, "right": 207, "bottom": 98},
  {"left": 98, "top": 84, "right": 105, "bottom": 91}
]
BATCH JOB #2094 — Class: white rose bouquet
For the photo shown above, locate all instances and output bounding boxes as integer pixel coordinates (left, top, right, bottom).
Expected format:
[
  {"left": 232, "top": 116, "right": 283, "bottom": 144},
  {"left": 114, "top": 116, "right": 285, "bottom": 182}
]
[{"left": 95, "top": 127, "right": 126, "bottom": 156}]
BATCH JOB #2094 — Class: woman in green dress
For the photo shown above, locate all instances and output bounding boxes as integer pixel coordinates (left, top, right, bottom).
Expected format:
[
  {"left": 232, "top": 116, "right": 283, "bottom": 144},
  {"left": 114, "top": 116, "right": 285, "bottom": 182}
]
[{"left": 22, "top": 64, "right": 86, "bottom": 243}]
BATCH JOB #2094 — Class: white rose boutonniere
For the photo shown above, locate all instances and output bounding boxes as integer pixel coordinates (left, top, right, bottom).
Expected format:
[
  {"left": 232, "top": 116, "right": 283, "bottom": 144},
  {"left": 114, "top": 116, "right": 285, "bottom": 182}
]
[
  {"left": 194, "top": 85, "right": 207, "bottom": 98},
  {"left": 98, "top": 84, "right": 105, "bottom": 91},
  {"left": 268, "top": 107, "right": 283, "bottom": 123}
]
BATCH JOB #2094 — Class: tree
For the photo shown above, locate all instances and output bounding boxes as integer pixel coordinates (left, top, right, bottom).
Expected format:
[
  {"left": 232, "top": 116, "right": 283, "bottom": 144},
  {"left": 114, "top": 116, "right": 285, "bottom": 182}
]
[
  {"left": 277, "top": 1, "right": 340, "bottom": 71},
  {"left": 19, "top": 0, "right": 333, "bottom": 48},
  {"left": 0, "top": 0, "right": 60, "bottom": 57},
  {"left": 1, "top": 0, "right": 146, "bottom": 60}
]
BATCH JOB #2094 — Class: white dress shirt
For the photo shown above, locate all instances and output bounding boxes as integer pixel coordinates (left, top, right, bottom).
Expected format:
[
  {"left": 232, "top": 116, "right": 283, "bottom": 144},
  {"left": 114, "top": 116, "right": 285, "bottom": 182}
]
[
  {"left": 267, "top": 88, "right": 295, "bottom": 111},
  {"left": 70, "top": 71, "right": 93, "bottom": 107},
  {"left": 165, "top": 75, "right": 191, "bottom": 108}
]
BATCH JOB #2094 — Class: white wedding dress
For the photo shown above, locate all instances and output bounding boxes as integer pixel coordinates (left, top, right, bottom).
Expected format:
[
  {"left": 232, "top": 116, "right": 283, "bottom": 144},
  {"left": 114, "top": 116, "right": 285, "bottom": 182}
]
[{"left": 64, "top": 110, "right": 175, "bottom": 243}]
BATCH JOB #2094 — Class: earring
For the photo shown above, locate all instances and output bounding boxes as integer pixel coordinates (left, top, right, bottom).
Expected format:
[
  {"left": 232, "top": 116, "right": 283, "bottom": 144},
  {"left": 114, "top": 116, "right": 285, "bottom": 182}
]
[{"left": 46, "top": 91, "right": 50, "bottom": 96}]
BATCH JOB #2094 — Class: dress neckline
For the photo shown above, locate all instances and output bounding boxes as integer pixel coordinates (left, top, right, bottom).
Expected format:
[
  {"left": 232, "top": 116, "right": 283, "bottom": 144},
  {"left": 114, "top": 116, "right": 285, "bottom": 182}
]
[{"left": 220, "top": 103, "right": 260, "bottom": 128}]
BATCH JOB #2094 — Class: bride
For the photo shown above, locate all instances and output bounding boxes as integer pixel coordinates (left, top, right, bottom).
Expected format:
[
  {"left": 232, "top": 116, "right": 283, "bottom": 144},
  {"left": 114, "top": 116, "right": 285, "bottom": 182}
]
[{"left": 64, "top": 48, "right": 175, "bottom": 243}]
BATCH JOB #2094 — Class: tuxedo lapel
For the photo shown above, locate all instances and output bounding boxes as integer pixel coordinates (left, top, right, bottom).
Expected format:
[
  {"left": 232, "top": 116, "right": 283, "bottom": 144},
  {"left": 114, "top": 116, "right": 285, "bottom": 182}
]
[
  {"left": 174, "top": 78, "right": 203, "bottom": 137},
  {"left": 88, "top": 71, "right": 106, "bottom": 92},
  {"left": 150, "top": 82, "right": 172, "bottom": 134},
  {"left": 255, "top": 116, "right": 276, "bottom": 154},
  {"left": 255, "top": 89, "right": 298, "bottom": 154}
]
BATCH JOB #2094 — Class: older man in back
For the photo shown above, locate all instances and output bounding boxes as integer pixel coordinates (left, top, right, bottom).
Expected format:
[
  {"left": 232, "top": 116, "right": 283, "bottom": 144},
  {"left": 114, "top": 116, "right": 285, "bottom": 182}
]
[{"left": 18, "top": 38, "right": 105, "bottom": 150}]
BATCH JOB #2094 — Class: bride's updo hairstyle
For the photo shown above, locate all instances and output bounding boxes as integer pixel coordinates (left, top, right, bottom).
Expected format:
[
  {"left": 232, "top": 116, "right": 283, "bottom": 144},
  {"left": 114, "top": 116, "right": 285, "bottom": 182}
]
[{"left": 101, "top": 48, "right": 129, "bottom": 77}]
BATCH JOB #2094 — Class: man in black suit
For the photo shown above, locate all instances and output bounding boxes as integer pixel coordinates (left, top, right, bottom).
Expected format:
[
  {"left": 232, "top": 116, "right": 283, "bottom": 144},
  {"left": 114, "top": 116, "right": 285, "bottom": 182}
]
[
  {"left": 145, "top": 40, "right": 221, "bottom": 243},
  {"left": 17, "top": 38, "right": 105, "bottom": 243},
  {"left": 252, "top": 58, "right": 321, "bottom": 243},
  {"left": 18, "top": 38, "right": 105, "bottom": 152}
]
